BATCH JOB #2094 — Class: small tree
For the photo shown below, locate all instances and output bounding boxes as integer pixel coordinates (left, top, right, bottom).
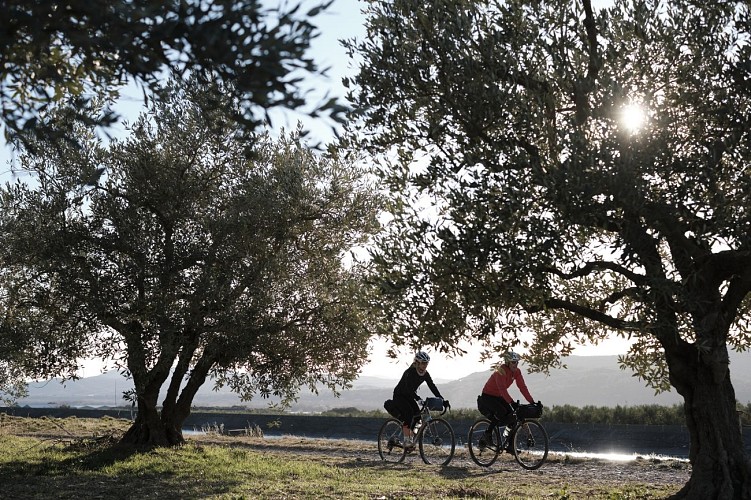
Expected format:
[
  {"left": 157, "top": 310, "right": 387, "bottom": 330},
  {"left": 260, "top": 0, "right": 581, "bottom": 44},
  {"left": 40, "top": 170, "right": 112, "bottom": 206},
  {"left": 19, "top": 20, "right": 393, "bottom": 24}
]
[
  {"left": 345, "top": 0, "right": 751, "bottom": 497},
  {"left": 0, "top": 79, "right": 381, "bottom": 445},
  {"left": 0, "top": 0, "right": 341, "bottom": 147}
]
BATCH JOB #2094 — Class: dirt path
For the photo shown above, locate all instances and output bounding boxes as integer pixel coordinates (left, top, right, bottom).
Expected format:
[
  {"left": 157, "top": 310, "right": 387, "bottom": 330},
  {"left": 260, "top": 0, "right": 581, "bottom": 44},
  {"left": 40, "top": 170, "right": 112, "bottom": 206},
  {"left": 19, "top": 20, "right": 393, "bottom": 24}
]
[{"left": 194, "top": 434, "right": 692, "bottom": 492}]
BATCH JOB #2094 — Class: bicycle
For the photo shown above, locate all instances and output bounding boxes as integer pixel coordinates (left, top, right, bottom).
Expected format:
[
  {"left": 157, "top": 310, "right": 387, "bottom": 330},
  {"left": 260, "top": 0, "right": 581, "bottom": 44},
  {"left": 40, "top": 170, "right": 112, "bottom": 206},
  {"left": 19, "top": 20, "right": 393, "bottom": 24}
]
[
  {"left": 467, "top": 401, "right": 549, "bottom": 470},
  {"left": 378, "top": 397, "right": 456, "bottom": 465}
]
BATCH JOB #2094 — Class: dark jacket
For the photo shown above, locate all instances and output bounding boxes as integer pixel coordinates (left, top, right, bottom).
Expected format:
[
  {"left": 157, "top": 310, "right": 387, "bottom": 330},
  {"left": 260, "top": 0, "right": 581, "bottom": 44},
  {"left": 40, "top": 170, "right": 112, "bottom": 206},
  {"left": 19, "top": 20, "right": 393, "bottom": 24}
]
[{"left": 393, "top": 365, "right": 442, "bottom": 400}]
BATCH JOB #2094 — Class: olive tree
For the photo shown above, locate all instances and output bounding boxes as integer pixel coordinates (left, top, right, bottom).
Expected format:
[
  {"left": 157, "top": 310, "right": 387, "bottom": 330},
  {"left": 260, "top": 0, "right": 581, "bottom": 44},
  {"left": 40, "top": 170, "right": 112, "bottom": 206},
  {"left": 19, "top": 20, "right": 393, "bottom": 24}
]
[
  {"left": 0, "top": 79, "right": 381, "bottom": 446},
  {"left": 345, "top": 0, "right": 751, "bottom": 497},
  {"left": 0, "top": 0, "right": 341, "bottom": 147}
]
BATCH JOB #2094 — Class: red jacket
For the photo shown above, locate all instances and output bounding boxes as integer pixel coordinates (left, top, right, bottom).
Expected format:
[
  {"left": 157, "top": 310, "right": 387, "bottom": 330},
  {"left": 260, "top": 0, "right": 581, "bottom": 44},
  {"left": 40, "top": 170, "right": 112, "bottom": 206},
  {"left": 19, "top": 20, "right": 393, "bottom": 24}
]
[{"left": 481, "top": 364, "right": 534, "bottom": 404}]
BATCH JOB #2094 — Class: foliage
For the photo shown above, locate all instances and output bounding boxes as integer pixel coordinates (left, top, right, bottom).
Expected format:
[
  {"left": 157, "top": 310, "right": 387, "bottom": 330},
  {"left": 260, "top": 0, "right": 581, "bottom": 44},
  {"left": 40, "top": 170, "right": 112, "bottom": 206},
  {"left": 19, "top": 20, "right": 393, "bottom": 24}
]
[
  {"left": 314, "top": 404, "right": 696, "bottom": 425},
  {"left": 0, "top": 361, "right": 27, "bottom": 406},
  {"left": 0, "top": 76, "right": 381, "bottom": 442},
  {"left": 345, "top": 0, "right": 751, "bottom": 387},
  {"left": 319, "top": 407, "right": 388, "bottom": 418},
  {"left": 345, "top": 1, "right": 751, "bottom": 491},
  {"left": 545, "top": 404, "right": 685, "bottom": 426},
  {"left": 0, "top": 0, "right": 343, "bottom": 148}
]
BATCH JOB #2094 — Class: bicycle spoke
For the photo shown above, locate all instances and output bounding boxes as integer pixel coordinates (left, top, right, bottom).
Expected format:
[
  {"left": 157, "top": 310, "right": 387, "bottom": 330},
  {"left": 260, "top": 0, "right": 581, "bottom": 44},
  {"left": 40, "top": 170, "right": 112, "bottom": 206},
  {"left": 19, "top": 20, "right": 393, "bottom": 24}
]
[
  {"left": 512, "top": 420, "right": 549, "bottom": 470},
  {"left": 418, "top": 418, "right": 455, "bottom": 465},
  {"left": 378, "top": 419, "right": 407, "bottom": 463},
  {"left": 467, "top": 418, "right": 500, "bottom": 467}
]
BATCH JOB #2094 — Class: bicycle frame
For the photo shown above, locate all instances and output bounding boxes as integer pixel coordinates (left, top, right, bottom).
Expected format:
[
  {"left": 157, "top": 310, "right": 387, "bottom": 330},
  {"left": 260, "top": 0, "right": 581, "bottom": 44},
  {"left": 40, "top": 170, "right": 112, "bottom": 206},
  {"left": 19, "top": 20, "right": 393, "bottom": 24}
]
[
  {"left": 467, "top": 413, "right": 549, "bottom": 470},
  {"left": 378, "top": 398, "right": 456, "bottom": 466},
  {"left": 411, "top": 399, "right": 447, "bottom": 430}
]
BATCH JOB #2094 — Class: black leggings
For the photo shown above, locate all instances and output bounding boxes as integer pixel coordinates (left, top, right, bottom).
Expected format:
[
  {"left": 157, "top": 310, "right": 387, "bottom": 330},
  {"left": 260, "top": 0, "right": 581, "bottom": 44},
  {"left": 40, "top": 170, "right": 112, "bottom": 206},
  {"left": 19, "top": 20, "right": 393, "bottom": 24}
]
[
  {"left": 477, "top": 393, "right": 515, "bottom": 427},
  {"left": 392, "top": 394, "right": 420, "bottom": 428}
]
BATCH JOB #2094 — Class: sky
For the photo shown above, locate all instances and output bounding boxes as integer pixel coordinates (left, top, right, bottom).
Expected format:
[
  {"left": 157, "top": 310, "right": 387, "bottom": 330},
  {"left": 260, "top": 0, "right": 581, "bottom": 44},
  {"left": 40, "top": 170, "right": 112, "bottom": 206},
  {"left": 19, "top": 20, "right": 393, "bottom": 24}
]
[{"left": 2, "top": 0, "right": 632, "bottom": 380}]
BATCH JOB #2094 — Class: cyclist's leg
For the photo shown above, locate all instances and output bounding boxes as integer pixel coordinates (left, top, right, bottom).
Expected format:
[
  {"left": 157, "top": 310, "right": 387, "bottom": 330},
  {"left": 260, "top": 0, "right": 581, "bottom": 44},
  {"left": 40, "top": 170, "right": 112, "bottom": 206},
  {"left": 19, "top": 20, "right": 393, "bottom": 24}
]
[
  {"left": 468, "top": 418, "right": 501, "bottom": 466},
  {"left": 513, "top": 420, "right": 549, "bottom": 470},
  {"left": 394, "top": 395, "right": 418, "bottom": 447},
  {"left": 479, "top": 394, "right": 506, "bottom": 438},
  {"left": 485, "top": 416, "right": 500, "bottom": 440},
  {"left": 491, "top": 402, "right": 517, "bottom": 452}
]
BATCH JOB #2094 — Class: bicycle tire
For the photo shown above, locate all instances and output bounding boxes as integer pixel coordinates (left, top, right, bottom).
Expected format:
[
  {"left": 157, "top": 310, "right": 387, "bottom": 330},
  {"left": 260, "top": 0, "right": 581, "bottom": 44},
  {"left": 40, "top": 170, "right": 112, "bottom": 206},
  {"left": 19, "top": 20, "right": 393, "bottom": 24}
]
[
  {"left": 377, "top": 418, "right": 407, "bottom": 463},
  {"left": 467, "top": 418, "right": 501, "bottom": 467},
  {"left": 418, "top": 417, "right": 455, "bottom": 465},
  {"left": 512, "top": 419, "right": 549, "bottom": 470}
]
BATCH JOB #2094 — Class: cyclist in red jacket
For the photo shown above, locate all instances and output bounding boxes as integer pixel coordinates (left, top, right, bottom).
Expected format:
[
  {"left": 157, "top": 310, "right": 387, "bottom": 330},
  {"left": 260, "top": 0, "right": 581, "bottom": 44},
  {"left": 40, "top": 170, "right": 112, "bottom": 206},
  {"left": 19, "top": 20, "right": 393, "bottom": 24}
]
[{"left": 477, "top": 351, "right": 536, "bottom": 450}]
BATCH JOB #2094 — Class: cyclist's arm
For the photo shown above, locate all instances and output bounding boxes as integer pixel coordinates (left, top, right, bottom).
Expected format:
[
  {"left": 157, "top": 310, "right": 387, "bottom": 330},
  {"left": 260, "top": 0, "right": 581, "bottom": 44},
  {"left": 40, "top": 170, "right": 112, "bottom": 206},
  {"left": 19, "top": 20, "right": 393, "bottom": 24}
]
[
  {"left": 424, "top": 372, "right": 443, "bottom": 399},
  {"left": 515, "top": 370, "right": 535, "bottom": 404}
]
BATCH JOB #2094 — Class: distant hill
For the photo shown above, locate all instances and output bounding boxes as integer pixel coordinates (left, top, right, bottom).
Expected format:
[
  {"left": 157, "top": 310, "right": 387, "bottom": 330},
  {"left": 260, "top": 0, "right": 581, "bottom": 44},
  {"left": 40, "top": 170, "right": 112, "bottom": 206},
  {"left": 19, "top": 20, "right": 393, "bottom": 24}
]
[{"left": 15, "top": 351, "right": 751, "bottom": 412}]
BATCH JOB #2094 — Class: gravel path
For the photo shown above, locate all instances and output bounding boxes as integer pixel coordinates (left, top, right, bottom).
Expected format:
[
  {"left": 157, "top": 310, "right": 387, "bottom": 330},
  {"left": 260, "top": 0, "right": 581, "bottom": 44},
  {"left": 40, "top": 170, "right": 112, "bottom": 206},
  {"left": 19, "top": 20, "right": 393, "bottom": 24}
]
[{"left": 194, "top": 434, "right": 692, "bottom": 490}]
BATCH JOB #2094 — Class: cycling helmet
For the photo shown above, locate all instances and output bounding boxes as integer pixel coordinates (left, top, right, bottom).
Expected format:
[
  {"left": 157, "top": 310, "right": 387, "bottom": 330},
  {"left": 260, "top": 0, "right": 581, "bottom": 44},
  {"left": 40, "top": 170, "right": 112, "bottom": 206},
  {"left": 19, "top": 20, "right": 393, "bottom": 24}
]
[
  {"left": 504, "top": 351, "right": 521, "bottom": 363},
  {"left": 414, "top": 351, "right": 430, "bottom": 363}
]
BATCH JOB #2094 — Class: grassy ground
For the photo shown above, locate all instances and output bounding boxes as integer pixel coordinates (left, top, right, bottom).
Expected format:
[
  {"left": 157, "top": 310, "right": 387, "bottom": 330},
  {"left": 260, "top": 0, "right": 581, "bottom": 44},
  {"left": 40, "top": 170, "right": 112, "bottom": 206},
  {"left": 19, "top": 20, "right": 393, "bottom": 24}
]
[{"left": 0, "top": 414, "right": 687, "bottom": 499}]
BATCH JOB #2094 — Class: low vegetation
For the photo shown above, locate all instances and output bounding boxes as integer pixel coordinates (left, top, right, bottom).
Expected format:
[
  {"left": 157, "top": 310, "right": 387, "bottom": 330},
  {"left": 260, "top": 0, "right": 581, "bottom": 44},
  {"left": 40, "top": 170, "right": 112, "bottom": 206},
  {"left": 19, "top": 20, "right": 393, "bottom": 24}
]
[
  {"left": 0, "top": 414, "right": 686, "bottom": 499},
  {"left": 320, "top": 403, "right": 751, "bottom": 427},
  {"left": 49, "top": 401, "right": 751, "bottom": 427}
]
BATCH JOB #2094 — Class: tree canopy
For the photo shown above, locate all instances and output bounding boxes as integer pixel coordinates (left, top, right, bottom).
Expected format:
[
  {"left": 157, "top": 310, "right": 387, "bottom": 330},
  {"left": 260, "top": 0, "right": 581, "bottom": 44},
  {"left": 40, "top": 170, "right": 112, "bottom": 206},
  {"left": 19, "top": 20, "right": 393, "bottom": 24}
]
[
  {"left": 0, "top": 78, "right": 381, "bottom": 445},
  {"left": 0, "top": 0, "right": 342, "bottom": 147},
  {"left": 345, "top": 0, "right": 751, "bottom": 497}
]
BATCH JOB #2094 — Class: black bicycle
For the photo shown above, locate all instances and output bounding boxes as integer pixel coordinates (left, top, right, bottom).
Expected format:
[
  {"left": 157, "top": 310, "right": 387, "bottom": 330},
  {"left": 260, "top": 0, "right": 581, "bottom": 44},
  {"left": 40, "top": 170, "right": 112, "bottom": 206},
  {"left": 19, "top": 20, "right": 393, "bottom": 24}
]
[
  {"left": 467, "top": 401, "right": 549, "bottom": 470},
  {"left": 378, "top": 397, "right": 455, "bottom": 465}
]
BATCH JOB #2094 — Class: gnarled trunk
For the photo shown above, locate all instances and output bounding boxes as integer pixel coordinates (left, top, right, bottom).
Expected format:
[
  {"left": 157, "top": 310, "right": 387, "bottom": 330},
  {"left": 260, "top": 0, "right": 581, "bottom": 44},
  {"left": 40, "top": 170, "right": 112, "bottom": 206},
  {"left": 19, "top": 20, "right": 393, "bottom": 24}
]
[
  {"left": 119, "top": 355, "right": 213, "bottom": 447},
  {"left": 667, "top": 347, "right": 751, "bottom": 499},
  {"left": 120, "top": 387, "right": 187, "bottom": 447}
]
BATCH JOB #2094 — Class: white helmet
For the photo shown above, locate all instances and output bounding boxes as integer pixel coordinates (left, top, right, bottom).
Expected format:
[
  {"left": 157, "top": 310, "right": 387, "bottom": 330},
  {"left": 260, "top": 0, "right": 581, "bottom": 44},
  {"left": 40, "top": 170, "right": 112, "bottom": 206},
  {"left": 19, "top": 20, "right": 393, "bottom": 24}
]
[
  {"left": 504, "top": 351, "right": 521, "bottom": 363},
  {"left": 414, "top": 351, "right": 430, "bottom": 363}
]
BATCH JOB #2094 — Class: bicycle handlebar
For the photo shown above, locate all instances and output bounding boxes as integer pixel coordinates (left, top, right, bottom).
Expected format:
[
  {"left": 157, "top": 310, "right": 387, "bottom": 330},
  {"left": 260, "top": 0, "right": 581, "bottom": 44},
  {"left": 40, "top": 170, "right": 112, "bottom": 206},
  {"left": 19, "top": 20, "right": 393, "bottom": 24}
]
[{"left": 418, "top": 398, "right": 451, "bottom": 416}]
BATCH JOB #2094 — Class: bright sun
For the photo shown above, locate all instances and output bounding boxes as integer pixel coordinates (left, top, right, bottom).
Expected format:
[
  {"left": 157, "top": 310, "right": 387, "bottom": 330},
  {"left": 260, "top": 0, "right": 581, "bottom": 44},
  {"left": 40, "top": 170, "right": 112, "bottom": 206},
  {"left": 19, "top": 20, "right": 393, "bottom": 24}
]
[{"left": 620, "top": 103, "right": 647, "bottom": 134}]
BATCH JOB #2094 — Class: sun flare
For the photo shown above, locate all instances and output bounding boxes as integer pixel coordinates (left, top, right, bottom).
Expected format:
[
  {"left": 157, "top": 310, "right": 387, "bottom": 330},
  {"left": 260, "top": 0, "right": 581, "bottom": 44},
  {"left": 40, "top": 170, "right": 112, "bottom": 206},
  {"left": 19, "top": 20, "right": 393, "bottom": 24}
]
[{"left": 620, "top": 103, "right": 647, "bottom": 134}]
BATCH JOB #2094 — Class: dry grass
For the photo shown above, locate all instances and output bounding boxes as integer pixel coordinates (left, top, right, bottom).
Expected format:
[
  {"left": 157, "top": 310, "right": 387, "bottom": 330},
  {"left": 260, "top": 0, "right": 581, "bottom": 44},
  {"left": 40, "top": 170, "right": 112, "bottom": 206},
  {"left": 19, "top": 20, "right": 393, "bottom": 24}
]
[{"left": 0, "top": 414, "right": 689, "bottom": 499}]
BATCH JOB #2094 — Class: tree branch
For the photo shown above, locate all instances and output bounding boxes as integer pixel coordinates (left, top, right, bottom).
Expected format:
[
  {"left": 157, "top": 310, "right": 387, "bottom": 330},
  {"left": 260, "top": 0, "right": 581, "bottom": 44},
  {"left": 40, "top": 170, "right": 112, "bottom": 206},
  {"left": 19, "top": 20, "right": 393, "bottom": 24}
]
[
  {"left": 531, "top": 296, "right": 647, "bottom": 332},
  {"left": 543, "top": 260, "right": 648, "bottom": 285}
]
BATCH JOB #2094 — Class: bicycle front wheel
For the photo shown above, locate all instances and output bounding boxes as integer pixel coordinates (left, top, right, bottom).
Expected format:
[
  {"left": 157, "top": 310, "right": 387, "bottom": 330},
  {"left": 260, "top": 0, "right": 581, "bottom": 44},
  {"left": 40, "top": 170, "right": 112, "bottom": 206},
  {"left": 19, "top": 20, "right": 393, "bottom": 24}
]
[
  {"left": 378, "top": 418, "right": 407, "bottom": 463},
  {"left": 512, "top": 419, "right": 549, "bottom": 470},
  {"left": 467, "top": 418, "right": 501, "bottom": 467},
  {"left": 418, "top": 418, "right": 455, "bottom": 465}
]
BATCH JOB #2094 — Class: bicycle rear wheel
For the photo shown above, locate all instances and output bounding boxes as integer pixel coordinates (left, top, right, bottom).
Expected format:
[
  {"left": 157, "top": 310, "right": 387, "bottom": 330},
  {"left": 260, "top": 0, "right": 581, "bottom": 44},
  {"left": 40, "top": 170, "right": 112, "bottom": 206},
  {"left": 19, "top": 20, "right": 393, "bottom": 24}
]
[
  {"left": 467, "top": 418, "right": 500, "bottom": 467},
  {"left": 418, "top": 418, "right": 455, "bottom": 465},
  {"left": 512, "top": 419, "right": 549, "bottom": 470},
  {"left": 378, "top": 418, "right": 407, "bottom": 463}
]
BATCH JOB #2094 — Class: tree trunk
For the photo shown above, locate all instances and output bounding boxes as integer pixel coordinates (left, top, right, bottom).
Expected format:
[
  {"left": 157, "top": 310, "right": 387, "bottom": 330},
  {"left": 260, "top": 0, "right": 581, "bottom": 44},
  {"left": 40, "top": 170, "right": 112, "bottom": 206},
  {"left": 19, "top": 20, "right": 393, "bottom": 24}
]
[
  {"left": 667, "top": 347, "right": 751, "bottom": 499},
  {"left": 120, "top": 388, "right": 185, "bottom": 447}
]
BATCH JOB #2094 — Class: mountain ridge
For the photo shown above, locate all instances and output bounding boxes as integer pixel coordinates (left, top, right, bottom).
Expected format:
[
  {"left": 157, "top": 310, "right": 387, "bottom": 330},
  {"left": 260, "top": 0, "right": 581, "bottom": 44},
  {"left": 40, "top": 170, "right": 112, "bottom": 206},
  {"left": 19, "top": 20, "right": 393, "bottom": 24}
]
[{"left": 15, "top": 352, "right": 751, "bottom": 412}]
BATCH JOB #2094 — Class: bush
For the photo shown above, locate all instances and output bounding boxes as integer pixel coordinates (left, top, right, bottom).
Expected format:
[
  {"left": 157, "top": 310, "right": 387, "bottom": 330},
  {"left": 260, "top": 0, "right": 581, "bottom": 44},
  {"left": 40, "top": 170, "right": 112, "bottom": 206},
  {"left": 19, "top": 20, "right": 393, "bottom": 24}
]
[{"left": 544, "top": 404, "right": 686, "bottom": 425}]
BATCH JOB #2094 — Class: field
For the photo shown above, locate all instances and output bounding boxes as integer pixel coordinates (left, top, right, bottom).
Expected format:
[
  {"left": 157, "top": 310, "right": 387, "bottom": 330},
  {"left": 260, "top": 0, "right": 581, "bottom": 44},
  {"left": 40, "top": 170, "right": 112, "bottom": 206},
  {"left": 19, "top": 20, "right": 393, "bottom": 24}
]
[{"left": 0, "top": 414, "right": 689, "bottom": 499}]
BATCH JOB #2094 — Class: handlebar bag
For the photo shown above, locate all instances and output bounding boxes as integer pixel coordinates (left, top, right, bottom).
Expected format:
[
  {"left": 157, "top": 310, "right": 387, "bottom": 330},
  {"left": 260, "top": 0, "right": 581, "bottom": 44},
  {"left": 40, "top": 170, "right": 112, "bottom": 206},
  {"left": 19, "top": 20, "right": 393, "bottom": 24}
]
[
  {"left": 425, "top": 397, "right": 445, "bottom": 411},
  {"left": 517, "top": 403, "right": 543, "bottom": 419}
]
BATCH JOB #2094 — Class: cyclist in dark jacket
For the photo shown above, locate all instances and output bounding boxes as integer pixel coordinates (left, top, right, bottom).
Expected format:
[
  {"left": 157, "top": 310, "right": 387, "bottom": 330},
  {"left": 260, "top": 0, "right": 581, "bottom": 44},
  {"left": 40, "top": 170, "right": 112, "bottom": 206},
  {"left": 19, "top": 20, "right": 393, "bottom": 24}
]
[{"left": 388, "top": 351, "right": 443, "bottom": 447}]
